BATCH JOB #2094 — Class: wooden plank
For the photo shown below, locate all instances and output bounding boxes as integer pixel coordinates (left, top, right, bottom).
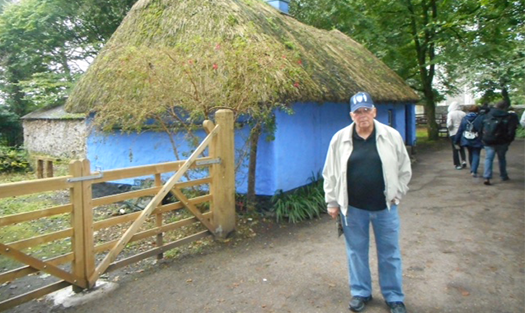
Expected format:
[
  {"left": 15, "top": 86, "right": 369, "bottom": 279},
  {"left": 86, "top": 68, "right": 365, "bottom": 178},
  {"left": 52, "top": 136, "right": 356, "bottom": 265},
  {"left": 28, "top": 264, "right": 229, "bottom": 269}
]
[
  {"left": 89, "top": 124, "right": 219, "bottom": 285},
  {"left": 173, "top": 177, "right": 212, "bottom": 189},
  {"left": 105, "top": 230, "right": 211, "bottom": 273},
  {"left": 203, "top": 120, "right": 215, "bottom": 134},
  {"left": 91, "top": 178, "right": 211, "bottom": 207},
  {"left": 0, "top": 281, "right": 70, "bottom": 311},
  {"left": 129, "top": 212, "right": 212, "bottom": 243},
  {"left": 90, "top": 157, "right": 213, "bottom": 183},
  {"left": 0, "top": 204, "right": 72, "bottom": 227},
  {"left": 0, "top": 176, "right": 71, "bottom": 198},
  {"left": 93, "top": 213, "right": 211, "bottom": 254},
  {"left": 92, "top": 187, "right": 160, "bottom": 207},
  {"left": 0, "top": 253, "right": 73, "bottom": 284},
  {"left": 155, "top": 194, "right": 211, "bottom": 214},
  {"left": 0, "top": 243, "right": 86, "bottom": 288},
  {"left": 91, "top": 194, "right": 211, "bottom": 231},
  {"left": 92, "top": 178, "right": 211, "bottom": 207},
  {"left": 7, "top": 228, "right": 72, "bottom": 250},
  {"left": 94, "top": 211, "right": 141, "bottom": 231},
  {"left": 171, "top": 188, "right": 215, "bottom": 232}
]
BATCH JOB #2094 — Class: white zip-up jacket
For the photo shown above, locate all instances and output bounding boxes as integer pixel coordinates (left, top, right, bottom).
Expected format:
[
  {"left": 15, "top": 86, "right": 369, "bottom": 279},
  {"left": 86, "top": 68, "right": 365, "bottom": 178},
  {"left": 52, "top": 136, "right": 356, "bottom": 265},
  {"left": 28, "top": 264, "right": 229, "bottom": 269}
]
[
  {"left": 322, "top": 120, "right": 412, "bottom": 217},
  {"left": 446, "top": 101, "right": 466, "bottom": 137}
]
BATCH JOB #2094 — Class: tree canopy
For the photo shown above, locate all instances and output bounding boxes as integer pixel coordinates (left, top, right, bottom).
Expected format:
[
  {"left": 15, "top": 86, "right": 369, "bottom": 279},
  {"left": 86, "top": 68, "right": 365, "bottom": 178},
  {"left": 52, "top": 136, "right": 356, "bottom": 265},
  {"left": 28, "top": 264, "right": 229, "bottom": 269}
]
[
  {"left": 0, "top": 0, "right": 136, "bottom": 145},
  {"left": 292, "top": 0, "right": 525, "bottom": 139}
]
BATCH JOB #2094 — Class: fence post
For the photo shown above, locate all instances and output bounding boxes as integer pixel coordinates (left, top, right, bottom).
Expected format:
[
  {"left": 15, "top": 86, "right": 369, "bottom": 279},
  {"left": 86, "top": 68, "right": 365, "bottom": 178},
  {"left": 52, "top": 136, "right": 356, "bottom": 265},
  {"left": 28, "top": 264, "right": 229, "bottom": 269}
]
[
  {"left": 80, "top": 159, "right": 96, "bottom": 289},
  {"left": 211, "top": 109, "right": 235, "bottom": 238},
  {"left": 37, "top": 159, "right": 44, "bottom": 179},
  {"left": 45, "top": 160, "right": 53, "bottom": 178},
  {"left": 154, "top": 173, "right": 164, "bottom": 261},
  {"left": 69, "top": 160, "right": 86, "bottom": 293}
]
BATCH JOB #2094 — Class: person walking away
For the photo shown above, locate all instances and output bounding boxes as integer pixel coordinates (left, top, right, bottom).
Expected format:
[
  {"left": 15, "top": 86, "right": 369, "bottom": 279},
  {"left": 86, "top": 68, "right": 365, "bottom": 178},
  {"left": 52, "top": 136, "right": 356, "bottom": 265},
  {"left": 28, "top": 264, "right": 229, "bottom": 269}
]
[
  {"left": 520, "top": 110, "right": 525, "bottom": 128},
  {"left": 446, "top": 101, "right": 467, "bottom": 170},
  {"left": 479, "top": 102, "right": 491, "bottom": 116},
  {"left": 323, "top": 91, "right": 412, "bottom": 313},
  {"left": 480, "top": 101, "right": 519, "bottom": 185},
  {"left": 454, "top": 105, "right": 484, "bottom": 177}
]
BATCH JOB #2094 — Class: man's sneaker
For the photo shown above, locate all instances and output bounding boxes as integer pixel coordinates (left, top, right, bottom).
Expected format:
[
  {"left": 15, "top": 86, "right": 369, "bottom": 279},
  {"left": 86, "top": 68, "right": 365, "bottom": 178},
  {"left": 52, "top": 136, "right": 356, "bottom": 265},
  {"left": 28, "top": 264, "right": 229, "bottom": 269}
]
[
  {"left": 349, "top": 296, "right": 372, "bottom": 312},
  {"left": 387, "top": 301, "right": 407, "bottom": 313},
  {"left": 462, "top": 161, "right": 467, "bottom": 169}
]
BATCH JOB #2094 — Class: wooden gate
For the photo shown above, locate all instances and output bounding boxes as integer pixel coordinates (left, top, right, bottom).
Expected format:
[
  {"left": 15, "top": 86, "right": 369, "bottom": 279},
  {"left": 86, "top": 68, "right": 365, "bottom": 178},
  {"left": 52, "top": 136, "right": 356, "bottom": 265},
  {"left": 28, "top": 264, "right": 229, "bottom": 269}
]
[{"left": 0, "top": 109, "right": 235, "bottom": 310}]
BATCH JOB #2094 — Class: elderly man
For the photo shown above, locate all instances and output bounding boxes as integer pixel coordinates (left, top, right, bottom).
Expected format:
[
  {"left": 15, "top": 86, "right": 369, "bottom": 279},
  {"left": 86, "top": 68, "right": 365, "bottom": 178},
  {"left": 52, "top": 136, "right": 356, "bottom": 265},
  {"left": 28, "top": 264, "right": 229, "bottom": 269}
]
[{"left": 323, "top": 91, "right": 412, "bottom": 313}]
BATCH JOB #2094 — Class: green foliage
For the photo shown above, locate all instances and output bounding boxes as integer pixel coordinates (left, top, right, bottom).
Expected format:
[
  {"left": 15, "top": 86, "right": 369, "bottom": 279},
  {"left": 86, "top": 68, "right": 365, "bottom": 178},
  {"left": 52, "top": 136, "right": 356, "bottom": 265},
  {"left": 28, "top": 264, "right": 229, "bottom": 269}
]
[
  {"left": 0, "top": 0, "right": 137, "bottom": 145},
  {"left": 0, "top": 106, "right": 22, "bottom": 146},
  {"left": 0, "top": 192, "right": 71, "bottom": 270},
  {"left": 0, "top": 146, "right": 30, "bottom": 173},
  {"left": 291, "top": 0, "right": 525, "bottom": 138},
  {"left": 517, "top": 126, "right": 525, "bottom": 139},
  {"left": 17, "top": 72, "right": 80, "bottom": 109},
  {"left": 271, "top": 173, "right": 325, "bottom": 223},
  {"left": 458, "top": 0, "right": 525, "bottom": 106}
]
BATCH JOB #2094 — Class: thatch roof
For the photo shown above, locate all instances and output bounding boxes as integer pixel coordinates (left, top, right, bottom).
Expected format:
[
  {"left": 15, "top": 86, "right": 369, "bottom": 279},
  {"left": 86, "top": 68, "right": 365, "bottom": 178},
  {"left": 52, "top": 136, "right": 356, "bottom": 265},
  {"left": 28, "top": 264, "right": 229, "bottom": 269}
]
[{"left": 65, "top": 0, "right": 418, "bottom": 124}]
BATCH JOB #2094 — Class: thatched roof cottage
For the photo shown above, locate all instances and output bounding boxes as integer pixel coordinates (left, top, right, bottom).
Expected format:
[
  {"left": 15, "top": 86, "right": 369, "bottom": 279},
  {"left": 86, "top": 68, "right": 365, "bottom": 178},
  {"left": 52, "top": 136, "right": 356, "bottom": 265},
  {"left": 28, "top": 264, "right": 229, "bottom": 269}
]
[{"left": 23, "top": 0, "right": 419, "bottom": 195}]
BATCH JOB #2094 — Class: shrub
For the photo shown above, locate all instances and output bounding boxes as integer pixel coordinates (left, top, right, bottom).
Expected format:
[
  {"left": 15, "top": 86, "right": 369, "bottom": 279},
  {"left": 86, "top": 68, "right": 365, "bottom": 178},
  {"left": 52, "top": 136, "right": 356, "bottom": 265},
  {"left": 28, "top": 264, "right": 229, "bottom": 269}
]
[
  {"left": 516, "top": 126, "right": 525, "bottom": 138},
  {"left": 0, "top": 147, "right": 31, "bottom": 173},
  {"left": 271, "top": 173, "right": 325, "bottom": 223}
]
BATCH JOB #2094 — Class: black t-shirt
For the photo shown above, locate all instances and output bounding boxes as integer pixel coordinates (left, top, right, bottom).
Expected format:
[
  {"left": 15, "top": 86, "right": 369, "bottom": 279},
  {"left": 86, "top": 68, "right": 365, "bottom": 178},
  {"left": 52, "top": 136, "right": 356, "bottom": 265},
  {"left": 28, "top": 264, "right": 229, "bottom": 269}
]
[{"left": 347, "top": 126, "right": 386, "bottom": 211}]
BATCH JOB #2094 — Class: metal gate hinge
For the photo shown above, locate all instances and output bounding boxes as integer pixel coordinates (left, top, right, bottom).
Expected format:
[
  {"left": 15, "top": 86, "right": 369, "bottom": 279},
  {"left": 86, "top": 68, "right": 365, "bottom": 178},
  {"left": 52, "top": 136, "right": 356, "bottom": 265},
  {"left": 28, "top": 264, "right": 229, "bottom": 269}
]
[
  {"left": 196, "top": 158, "right": 221, "bottom": 166},
  {"left": 67, "top": 172, "right": 103, "bottom": 183}
]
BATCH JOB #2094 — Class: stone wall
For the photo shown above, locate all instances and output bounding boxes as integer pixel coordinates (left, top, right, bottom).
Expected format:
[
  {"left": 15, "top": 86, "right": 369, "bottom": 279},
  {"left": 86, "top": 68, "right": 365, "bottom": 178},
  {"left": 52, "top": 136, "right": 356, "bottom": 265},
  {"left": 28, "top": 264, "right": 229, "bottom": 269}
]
[{"left": 23, "top": 119, "right": 87, "bottom": 158}]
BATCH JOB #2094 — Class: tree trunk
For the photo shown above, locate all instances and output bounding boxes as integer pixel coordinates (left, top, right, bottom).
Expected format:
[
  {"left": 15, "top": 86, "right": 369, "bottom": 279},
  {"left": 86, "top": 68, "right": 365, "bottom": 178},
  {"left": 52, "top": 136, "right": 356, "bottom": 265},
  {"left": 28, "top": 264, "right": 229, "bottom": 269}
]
[
  {"left": 423, "top": 87, "right": 439, "bottom": 141},
  {"left": 247, "top": 123, "right": 261, "bottom": 210}
]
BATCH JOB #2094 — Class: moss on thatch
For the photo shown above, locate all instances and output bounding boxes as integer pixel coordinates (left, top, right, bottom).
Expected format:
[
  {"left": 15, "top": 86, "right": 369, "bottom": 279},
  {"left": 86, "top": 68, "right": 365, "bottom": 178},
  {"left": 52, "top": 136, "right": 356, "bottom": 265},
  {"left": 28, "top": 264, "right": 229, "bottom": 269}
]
[{"left": 65, "top": 0, "right": 418, "bottom": 129}]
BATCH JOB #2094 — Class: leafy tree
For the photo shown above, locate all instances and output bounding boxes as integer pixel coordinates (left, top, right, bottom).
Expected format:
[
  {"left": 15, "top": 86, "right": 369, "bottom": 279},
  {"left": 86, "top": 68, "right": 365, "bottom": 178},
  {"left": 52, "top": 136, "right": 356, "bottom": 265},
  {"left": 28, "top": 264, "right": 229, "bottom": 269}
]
[
  {"left": 457, "top": 0, "right": 525, "bottom": 107},
  {"left": 292, "top": 0, "right": 523, "bottom": 139},
  {"left": 0, "top": 0, "right": 136, "bottom": 146},
  {"left": 0, "top": 0, "right": 12, "bottom": 13}
]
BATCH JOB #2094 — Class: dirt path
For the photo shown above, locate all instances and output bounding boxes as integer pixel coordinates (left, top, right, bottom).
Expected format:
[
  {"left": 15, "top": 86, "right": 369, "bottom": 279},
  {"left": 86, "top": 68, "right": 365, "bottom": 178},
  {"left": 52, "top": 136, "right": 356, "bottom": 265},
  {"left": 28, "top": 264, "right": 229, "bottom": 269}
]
[{"left": 10, "top": 139, "right": 525, "bottom": 313}]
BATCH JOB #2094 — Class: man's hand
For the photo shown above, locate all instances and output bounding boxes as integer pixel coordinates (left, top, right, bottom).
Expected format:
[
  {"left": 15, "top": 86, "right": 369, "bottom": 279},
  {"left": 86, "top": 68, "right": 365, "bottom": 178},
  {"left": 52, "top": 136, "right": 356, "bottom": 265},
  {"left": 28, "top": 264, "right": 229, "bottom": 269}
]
[{"left": 327, "top": 207, "right": 340, "bottom": 219}]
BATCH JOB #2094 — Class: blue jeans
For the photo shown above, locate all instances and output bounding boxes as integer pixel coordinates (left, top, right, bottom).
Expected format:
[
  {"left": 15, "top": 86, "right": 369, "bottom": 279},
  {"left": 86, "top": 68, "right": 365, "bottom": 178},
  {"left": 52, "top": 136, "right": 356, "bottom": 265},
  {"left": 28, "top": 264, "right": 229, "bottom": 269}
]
[
  {"left": 342, "top": 205, "right": 404, "bottom": 302},
  {"left": 483, "top": 144, "right": 509, "bottom": 180},
  {"left": 466, "top": 146, "right": 482, "bottom": 175}
]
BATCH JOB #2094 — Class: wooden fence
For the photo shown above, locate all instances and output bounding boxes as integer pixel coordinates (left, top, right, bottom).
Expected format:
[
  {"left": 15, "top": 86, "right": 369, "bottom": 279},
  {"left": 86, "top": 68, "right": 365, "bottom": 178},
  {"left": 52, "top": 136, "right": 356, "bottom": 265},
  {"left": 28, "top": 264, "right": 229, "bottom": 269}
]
[{"left": 0, "top": 110, "right": 235, "bottom": 311}]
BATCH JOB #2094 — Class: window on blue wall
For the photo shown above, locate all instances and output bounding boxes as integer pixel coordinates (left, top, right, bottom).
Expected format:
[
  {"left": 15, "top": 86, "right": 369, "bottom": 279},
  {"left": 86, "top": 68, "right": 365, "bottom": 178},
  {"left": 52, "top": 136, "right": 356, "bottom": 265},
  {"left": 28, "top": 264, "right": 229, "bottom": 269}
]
[{"left": 388, "top": 109, "right": 394, "bottom": 127}]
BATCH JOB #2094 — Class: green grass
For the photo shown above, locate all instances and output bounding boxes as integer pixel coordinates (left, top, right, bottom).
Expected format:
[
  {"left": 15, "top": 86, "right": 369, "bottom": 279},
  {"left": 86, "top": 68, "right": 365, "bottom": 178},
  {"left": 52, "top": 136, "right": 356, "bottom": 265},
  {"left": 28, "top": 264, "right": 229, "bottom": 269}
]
[
  {"left": 0, "top": 158, "right": 73, "bottom": 270},
  {"left": 0, "top": 192, "right": 72, "bottom": 270}
]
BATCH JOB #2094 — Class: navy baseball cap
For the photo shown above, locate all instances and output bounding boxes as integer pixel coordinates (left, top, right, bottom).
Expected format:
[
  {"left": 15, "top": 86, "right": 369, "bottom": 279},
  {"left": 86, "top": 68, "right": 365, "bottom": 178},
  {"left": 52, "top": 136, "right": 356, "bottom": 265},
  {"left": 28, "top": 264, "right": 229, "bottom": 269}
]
[{"left": 350, "top": 92, "right": 374, "bottom": 112}]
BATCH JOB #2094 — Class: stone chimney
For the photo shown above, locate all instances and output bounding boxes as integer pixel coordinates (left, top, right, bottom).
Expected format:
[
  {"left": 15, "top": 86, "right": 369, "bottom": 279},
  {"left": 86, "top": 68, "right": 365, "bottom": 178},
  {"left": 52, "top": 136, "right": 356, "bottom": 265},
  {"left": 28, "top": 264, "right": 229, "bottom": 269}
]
[{"left": 265, "top": 0, "right": 290, "bottom": 14}]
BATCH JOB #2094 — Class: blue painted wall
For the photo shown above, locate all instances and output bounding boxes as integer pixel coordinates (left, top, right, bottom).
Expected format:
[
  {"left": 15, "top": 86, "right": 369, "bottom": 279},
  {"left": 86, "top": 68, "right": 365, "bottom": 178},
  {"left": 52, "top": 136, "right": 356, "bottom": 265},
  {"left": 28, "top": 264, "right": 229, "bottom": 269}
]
[
  {"left": 86, "top": 126, "right": 211, "bottom": 185},
  {"left": 265, "top": 0, "right": 290, "bottom": 13},
  {"left": 86, "top": 101, "right": 416, "bottom": 195}
]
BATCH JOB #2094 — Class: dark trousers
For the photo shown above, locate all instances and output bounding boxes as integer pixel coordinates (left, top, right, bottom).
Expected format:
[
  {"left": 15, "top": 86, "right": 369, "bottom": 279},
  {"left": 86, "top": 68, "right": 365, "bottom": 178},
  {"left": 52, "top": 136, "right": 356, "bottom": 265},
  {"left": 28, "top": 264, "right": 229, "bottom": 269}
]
[{"left": 449, "top": 135, "right": 466, "bottom": 166}]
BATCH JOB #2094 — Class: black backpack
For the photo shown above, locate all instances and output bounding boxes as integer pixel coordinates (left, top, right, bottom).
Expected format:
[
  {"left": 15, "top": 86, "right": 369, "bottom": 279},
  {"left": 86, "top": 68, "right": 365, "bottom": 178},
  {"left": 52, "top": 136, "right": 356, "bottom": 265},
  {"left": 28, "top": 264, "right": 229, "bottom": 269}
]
[{"left": 482, "top": 115, "right": 509, "bottom": 145}]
